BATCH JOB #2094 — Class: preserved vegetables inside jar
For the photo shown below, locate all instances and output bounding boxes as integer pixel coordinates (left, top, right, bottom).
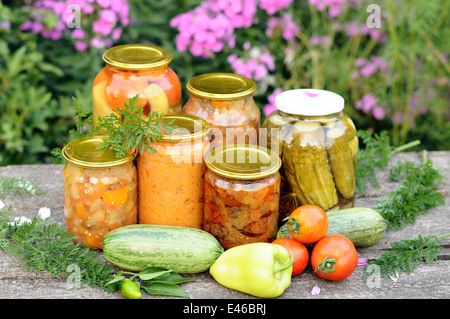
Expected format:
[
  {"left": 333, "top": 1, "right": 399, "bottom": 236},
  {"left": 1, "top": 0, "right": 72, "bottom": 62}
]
[
  {"left": 137, "top": 115, "right": 210, "bottom": 229},
  {"left": 182, "top": 73, "right": 260, "bottom": 147},
  {"left": 93, "top": 44, "right": 181, "bottom": 126},
  {"left": 262, "top": 89, "right": 358, "bottom": 219},
  {"left": 204, "top": 145, "right": 282, "bottom": 249},
  {"left": 62, "top": 136, "right": 137, "bottom": 249}
]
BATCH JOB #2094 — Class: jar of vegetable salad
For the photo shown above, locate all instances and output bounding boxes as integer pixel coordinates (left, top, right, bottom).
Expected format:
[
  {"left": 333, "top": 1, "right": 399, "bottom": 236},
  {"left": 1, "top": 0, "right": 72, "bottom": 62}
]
[
  {"left": 93, "top": 44, "right": 181, "bottom": 126},
  {"left": 261, "top": 89, "right": 358, "bottom": 220},
  {"left": 137, "top": 114, "right": 210, "bottom": 229},
  {"left": 62, "top": 136, "right": 138, "bottom": 249},
  {"left": 204, "top": 144, "right": 282, "bottom": 249},
  {"left": 182, "top": 73, "right": 260, "bottom": 147}
]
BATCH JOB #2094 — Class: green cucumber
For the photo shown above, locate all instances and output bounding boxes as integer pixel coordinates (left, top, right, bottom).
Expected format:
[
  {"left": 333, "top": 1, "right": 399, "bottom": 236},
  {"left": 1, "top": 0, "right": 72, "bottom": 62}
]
[
  {"left": 103, "top": 224, "right": 224, "bottom": 273},
  {"left": 277, "top": 207, "right": 387, "bottom": 247}
]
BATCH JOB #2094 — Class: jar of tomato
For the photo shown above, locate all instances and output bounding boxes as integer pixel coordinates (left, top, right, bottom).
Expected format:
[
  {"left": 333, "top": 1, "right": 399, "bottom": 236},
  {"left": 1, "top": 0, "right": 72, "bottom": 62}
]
[
  {"left": 203, "top": 144, "right": 282, "bottom": 249},
  {"left": 93, "top": 44, "right": 181, "bottom": 126},
  {"left": 261, "top": 89, "right": 358, "bottom": 219},
  {"left": 62, "top": 136, "right": 138, "bottom": 249},
  {"left": 182, "top": 73, "right": 260, "bottom": 147},
  {"left": 137, "top": 114, "right": 210, "bottom": 229}
]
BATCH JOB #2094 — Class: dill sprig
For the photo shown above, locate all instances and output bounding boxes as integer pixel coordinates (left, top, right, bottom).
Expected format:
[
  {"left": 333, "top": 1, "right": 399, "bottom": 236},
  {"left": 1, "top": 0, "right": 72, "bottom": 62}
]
[
  {"left": 355, "top": 130, "right": 420, "bottom": 194},
  {"left": 374, "top": 151, "right": 445, "bottom": 231},
  {"left": 0, "top": 177, "right": 45, "bottom": 199},
  {"left": 96, "top": 95, "right": 176, "bottom": 158},
  {"left": 363, "top": 233, "right": 450, "bottom": 281},
  {"left": 0, "top": 207, "right": 115, "bottom": 291}
]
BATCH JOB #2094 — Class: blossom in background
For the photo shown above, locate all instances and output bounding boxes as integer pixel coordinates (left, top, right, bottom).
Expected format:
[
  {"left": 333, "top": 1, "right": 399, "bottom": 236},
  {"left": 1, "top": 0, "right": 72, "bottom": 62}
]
[
  {"left": 259, "top": 0, "right": 293, "bottom": 15},
  {"left": 228, "top": 43, "right": 275, "bottom": 82},
  {"left": 170, "top": 0, "right": 258, "bottom": 58},
  {"left": 263, "top": 87, "right": 282, "bottom": 116},
  {"left": 265, "top": 12, "right": 300, "bottom": 41},
  {"left": 309, "top": 35, "right": 331, "bottom": 49},
  {"left": 353, "top": 56, "right": 389, "bottom": 78},
  {"left": 20, "top": 0, "right": 130, "bottom": 51},
  {"left": 355, "top": 93, "right": 385, "bottom": 120},
  {"left": 345, "top": 21, "right": 387, "bottom": 42},
  {"left": 308, "top": 0, "right": 346, "bottom": 18}
]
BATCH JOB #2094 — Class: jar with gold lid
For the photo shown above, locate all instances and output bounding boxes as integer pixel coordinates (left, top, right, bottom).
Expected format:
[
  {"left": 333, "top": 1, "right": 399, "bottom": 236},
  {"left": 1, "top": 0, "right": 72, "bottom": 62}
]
[
  {"left": 181, "top": 73, "right": 260, "bottom": 147},
  {"left": 93, "top": 44, "right": 181, "bottom": 126},
  {"left": 261, "top": 89, "right": 358, "bottom": 219},
  {"left": 203, "top": 144, "right": 281, "bottom": 249},
  {"left": 62, "top": 135, "right": 138, "bottom": 249},
  {"left": 137, "top": 114, "right": 210, "bottom": 229}
]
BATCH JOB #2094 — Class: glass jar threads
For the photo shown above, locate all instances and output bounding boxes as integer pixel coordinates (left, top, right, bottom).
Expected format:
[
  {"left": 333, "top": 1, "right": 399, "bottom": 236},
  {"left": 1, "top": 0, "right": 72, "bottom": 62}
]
[
  {"left": 137, "top": 114, "right": 210, "bottom": 229},
  {"left": 204, "top": 144, "right": 282, "bottom": 249},
  {"left": 93, "top": 44, "right": 182, "bottom": 126},
  {"left": 261, "top": 89, "right": 358, "bottom": 218},
  {"left": 182, "top": 73, "right": 260, "bottom": 147},
  {"left": 62, "top": 136, "right": 138, "bottom": 249}
]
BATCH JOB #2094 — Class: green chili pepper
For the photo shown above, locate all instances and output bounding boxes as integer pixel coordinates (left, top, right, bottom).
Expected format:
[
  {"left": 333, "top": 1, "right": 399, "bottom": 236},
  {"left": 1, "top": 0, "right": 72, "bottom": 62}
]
[
  {"left": 120, "top": 279, "right": 142, "bottom": 299},
  {"left": 209, "top": 243, "right": 294, "bottom": 298}
]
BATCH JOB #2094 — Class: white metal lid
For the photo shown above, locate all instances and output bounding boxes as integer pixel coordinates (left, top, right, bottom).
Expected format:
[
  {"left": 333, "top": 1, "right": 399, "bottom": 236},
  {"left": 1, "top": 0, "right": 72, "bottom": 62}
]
[{"left": 275, "top": 89, "right": 345, "bottom": 116}]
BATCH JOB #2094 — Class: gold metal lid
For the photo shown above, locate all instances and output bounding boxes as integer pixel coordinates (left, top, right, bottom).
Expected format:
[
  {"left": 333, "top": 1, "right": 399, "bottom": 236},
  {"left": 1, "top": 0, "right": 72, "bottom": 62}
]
[
  {"left": 159, "top": 114, "right": 210, "bottom": 142},
  {"left": 102, "top": 44, "right": 172, "bottom": 70},
  {"left": 62, "top": 135, "right": 136, "bottom": 168},
  {"left": 186, "top": 73, "right": 257, "bottom": 100},
  {"left": 205, "top": 144, "right": 281, "bottom": 180}
]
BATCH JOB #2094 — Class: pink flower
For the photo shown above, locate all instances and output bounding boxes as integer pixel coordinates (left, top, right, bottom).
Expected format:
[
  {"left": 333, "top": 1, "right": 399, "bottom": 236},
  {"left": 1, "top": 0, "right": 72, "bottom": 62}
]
[
  {"left": 266, "top": 12, "right": 300, "bottom": 41},
  {"left": 311, "top": 285, "right": 321, "bottom": 296},
  {"left": 372, "top": 106, "right": 385, "bottom": 120},
  {"left": 357, "top": 257, "right": 369, "bottom": 266},
  {"left": 228, "top": 44, "right": 276, "bottom": 81},
  {"left": 259, "top": 0, "right": 293, "bottom": 15},
  {"left": 92, "top": 19, "right": 113, "bottom": 36},
  {"left": 263, "top": 88, "right": 283, "bottom": 116},
  {"left": 71, "top": 28, "right": 85, "bottom": 39},
  {"left": 74, "top": 41, "right": 88, "bottom": 52}
]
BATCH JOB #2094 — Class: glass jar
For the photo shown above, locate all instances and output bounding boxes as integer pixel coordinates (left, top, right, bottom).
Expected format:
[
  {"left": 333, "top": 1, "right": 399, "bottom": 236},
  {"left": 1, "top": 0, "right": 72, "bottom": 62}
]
[
  {"left": 261, "top": 89, "right": 358, "bottom": 219},
  {"left": 182, "top": 73, "right": 260, "bottom": 147},
  {"left": 204, "top": 144, "right": 282, "bottom": 249},
  {"left": 62, "top": 136, "right": 138, "bottom": 249},
  {"left": 93, "top": 44, "right": 181, "bottom": 126},
  {"left": 137, "top": 115, "right": 210, "bottom": 229}
]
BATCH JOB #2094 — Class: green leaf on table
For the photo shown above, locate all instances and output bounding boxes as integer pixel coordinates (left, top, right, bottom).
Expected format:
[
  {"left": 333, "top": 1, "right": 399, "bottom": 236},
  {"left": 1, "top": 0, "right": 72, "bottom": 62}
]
[
  {"left": 138, "top": 267, "right": 173, "bottom": 281},
  {"left": 142, "top": 282, "right": 190, "bottom": 298}
]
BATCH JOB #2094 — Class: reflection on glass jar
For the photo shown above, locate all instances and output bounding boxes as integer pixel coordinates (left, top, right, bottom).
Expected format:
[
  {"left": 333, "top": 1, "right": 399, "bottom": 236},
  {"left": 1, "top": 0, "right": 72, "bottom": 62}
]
[
  {"left": 137, "top": 115, "right": 210, "bottom": 229},
  {"left": 182, "top": 73, "right": 260, "bottom": 147},
  {"left": 204, "top": 145, "right": 281, "bottom": 249},
  {"left": 62, "top": 136, "right": 137, "bottom": 249},
  {"left": 262, "top": 89, "right": 358, "bottom": 220},
  {"left": 93, "top": 44, "right": 181, "bottom": 126}
]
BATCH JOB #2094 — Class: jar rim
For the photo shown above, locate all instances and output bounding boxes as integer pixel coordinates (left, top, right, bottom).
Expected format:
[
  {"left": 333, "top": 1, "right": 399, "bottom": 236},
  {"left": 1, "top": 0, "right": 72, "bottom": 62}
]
[
  {"left": 205, "top": 144, "right": 281, "bottom": 180},
  {"left": 62, "top": 135, "right": 136, "bottom": 168},
  {"left": 275, "top": 89, "right": 345, "bottom": 116},
  {"left": 159, "top": 115, "right": 211, "bottom": 142},
  {"left": 102, "top": 44, "right": 172, "bottom": 70},
  {"left": 187, "top": 73, "right": 256, "bottom": 100}
]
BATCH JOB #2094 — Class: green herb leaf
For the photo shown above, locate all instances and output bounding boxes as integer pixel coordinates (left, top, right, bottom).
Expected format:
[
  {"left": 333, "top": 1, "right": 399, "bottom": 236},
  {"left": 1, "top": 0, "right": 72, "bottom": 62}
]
[
  {"left": 0, "top": 177, "right": 45, "bottom": 199},
  {"left": 141, "top": 282, "right": 190, "bottom": 298},
  {"left": 138, "top": 267, "right": 173, "bottom": 281}
]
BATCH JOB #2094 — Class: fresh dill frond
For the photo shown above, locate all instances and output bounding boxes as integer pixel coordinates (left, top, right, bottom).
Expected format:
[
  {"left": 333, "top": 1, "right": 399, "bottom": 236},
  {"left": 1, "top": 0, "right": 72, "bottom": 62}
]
[
  {"left": 363, "top": 233, "right": 450, "bottom": 281},
  {"left": 374, "top": 151, "right": 445, "bottom": 231},
  {"left": 0, "top": 177, "right": 45, "bottom": 199},
  {"left": 355, "top": 130, "right": 420, "bottom": 194},
  {"left": 96, "top": 95, "right": 176, "bottom": 158},
  {"left": 0, "top": 208, "right": 115, "bottom": 291}
]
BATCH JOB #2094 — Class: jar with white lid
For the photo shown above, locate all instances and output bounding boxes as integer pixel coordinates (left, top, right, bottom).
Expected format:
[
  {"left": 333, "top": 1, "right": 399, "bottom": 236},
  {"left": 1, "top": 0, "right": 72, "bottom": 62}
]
[{"left": 261, "top": 89, "right": 358, "bottom": 219}]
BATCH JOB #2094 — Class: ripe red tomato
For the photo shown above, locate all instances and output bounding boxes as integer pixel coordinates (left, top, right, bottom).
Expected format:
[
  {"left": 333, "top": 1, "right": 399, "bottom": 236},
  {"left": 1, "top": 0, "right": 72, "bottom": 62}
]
[
  {"left": 311, "top": 234, "right": 358, "bottom": 281},
  {"left": 272, "top": 237, "right": 309, "bottom": 276},
  {"left": 285, "top": 205, "right": 328, "bottom": 244}
]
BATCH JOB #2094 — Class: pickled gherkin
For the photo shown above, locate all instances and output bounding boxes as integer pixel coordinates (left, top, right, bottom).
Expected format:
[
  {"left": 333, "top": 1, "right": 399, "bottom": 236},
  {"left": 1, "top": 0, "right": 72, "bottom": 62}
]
[
  {"left": 282, "top": 122, "right": 338, "bottom": 210},
  {"left": 326, "top": 126, "right": 356, "bottom": 199}
]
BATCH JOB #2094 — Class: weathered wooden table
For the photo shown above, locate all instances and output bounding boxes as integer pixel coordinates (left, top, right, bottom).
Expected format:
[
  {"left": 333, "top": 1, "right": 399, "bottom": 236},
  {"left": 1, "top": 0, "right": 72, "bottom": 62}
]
[{"left": 0, "top": 151, "right": 449, "bottom": 303}]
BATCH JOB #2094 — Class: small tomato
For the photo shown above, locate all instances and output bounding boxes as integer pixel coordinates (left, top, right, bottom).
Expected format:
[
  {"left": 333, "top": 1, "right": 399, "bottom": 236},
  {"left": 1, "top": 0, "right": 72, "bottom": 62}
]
[
  {"left": 285, "top": 205, "right": 328, "bottom": 244},
  {"left": 311, "top": 234, "right": 358, "bottom": 281},
  {"left": 272, "top": 237, "right": 309, "bottom": 276}
]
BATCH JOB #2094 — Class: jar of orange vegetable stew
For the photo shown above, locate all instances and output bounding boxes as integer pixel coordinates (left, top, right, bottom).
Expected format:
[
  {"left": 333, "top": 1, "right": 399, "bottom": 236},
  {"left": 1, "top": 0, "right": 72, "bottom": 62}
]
[
  {"left": 62, "top": 136, "right": 138, "bottom": 249},
  {"left": 93, "top": 44, "right": 181, "bottom": 126},
  {"left": 204, "top": 144, "right": 282, "bottom": 249},
  {"left": 182, "top": 73, "right": 260, "bottom": 147},
  {"left": 137, "top": 114, "right": 210, "bottom": 229}
]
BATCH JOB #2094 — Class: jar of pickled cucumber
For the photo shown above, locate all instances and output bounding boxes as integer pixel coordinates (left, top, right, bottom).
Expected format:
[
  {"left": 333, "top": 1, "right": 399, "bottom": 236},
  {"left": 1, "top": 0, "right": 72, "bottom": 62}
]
[
  {"left": 93, "top": 44, "right": 181, "bottom": 126},
  {"left": 204, "top": 144, "right": 282, "bottom": 249},
  {"left": 182, "top": 73, "right": 260, "bottom": 147},
  {"left": 261, "top": 89, "right": 358, "bottom": 219},
  {"left": 62, "top": 136, "right": 138, "bottom": 249},
  {"left": 137, "top": 114, "right": 210, "bottom": 229}
]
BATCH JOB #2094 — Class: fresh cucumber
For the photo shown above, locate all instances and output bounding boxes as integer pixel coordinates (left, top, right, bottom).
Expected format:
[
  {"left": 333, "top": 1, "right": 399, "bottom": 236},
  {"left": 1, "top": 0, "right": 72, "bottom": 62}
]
[
  {"left": 277, "top": 207, "right": 386, "bottom": 247},
  {"left": 103, "top": 224, "right": 224, "bottom": 273}
]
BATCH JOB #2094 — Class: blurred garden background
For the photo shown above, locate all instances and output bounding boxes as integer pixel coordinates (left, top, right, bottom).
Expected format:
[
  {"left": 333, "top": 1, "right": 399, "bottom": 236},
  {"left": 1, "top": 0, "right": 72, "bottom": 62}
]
[{"left": 0, "top": 0, "right": 448, "bottom": 166}]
